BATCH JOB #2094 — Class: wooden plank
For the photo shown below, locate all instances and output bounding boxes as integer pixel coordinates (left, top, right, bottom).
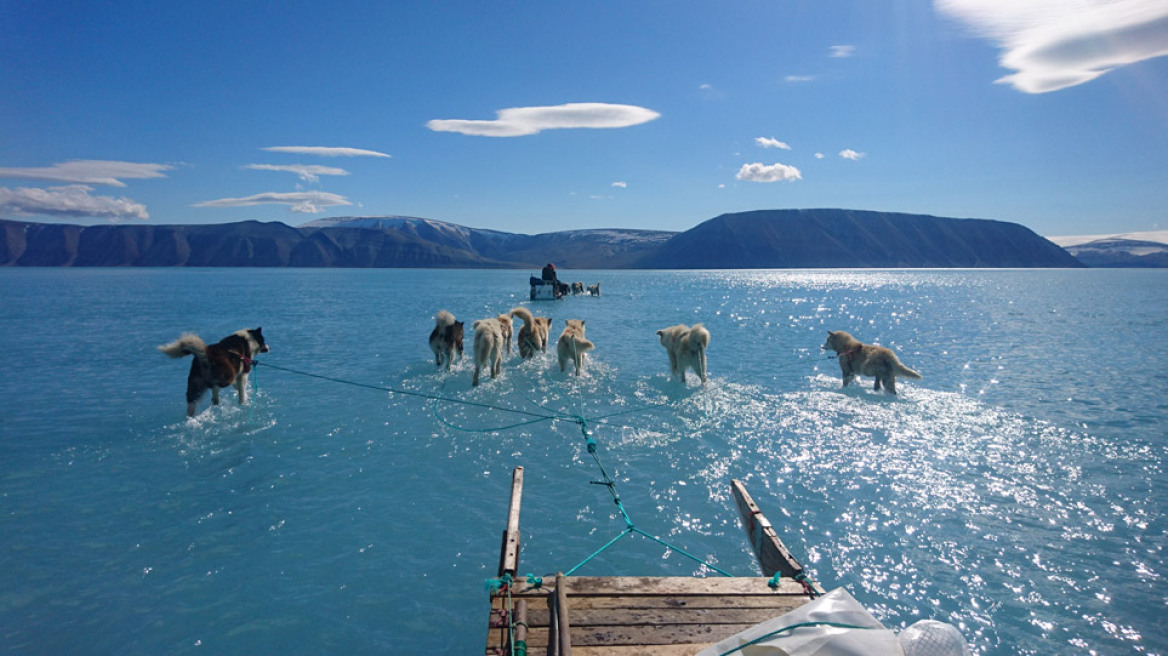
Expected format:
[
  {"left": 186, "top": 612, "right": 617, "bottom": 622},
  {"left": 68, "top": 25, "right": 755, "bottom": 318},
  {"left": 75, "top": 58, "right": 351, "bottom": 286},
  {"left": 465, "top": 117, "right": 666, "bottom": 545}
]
[
  {"left": 498, "top": 466, "right": 524, "bottom": 577},
  {"left": 519, "top": 602, "right": 809, "bottom": 629},
  {"left": 510, "top": 576, "right": 810, "bottom": 597},
  {"left": 514, "top": 600, "right": 527, "bottom": 654},
  {"left": 496, "top": 593, "right": 806, "bottom": 611},
  {"left": 554, "top": 571, "right": 572, "bottom": 655},
  {"left": 520, "top": 622, "right": 770, "bottom": 648},
  {"left": 574, "top": 646, "right": 715, "bottom": 656},
  {"left": 731, "top": 479, "right": 806, "bottom": 579}
]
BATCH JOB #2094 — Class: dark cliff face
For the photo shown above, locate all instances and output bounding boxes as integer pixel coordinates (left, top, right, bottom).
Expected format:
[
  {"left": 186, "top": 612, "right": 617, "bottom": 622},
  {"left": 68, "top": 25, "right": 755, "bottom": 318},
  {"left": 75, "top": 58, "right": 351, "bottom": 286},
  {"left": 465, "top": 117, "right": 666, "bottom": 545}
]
[
  {"left": 0, "top": 209, "right": 1087, "bottom": 268},
  {"left": 634, "top": 209, "right": 1084, "bottom": 268}
]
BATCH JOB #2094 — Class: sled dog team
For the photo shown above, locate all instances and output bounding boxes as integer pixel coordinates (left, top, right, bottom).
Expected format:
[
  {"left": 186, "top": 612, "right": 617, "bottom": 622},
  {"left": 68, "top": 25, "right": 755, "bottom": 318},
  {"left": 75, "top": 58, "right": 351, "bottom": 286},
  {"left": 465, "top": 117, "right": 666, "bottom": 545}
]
[{"left": 159, "top": 319, "right": 921, "bottom": 415}]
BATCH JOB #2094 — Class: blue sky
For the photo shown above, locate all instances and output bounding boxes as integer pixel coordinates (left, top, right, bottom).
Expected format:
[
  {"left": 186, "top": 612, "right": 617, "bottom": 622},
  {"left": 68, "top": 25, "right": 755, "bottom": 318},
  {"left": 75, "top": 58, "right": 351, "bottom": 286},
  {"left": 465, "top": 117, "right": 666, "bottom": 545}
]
[{"left": 1, "top": 0, "right": 1166, "bottom": 237}]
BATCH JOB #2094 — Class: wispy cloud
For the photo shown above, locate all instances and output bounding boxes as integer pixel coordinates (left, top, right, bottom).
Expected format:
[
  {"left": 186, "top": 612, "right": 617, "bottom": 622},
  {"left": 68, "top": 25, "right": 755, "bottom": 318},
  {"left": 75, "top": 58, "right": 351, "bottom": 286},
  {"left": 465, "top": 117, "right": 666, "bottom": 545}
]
[
  {"left": 426, "top": 103, "right": 661, "bottom": 137},
  {"left": 194, "top": 191, "right": 352, "bottom": 214},
  {"left": 0, "top": 185, "right": 150, "bottom": 220},
  {"left": 262, "top": 146, "right": 391, "bottom": 158},
  {"left": 936, "top": 0, "right": 1168, "bottom": 93},
  {"left": 735, "top": 162, "right": 803, "bottom": 183},
  {"left": 612, "top": 181, "right": 627, "bottom": 188},
  {"left": 755, "top": 137, "right": 792, "bottom": 150},
  {"left": 840, "top": 149, "right": 865, "bottom": 160},
  {"left": 829, "top": 45, "right": 856, "bottom": 58},
  {"left": 815, "top": 152, "right": 826, "bottom": 159},
  {"left": 785, "top": 75, "right": 816, "bottom": 83},
  {"left": 0, "top": 160, "right": 172, "bottom": 188},
  {"left": 245, "top": 164, "right": 350, "bottom": 183}
]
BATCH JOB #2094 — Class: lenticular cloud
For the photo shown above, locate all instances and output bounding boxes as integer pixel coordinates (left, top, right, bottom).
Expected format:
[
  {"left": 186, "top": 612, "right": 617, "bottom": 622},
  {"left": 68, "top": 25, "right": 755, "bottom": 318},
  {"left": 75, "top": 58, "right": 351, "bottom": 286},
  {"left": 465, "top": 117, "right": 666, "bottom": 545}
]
[
  {"left": 936, "top": 0, "right": 1168, "bottom": 93},
  {"left": 427, "top": 103, "right": 661, "bottom": 137},
  {"left": 735, "top": 162, "right": 803, "bottom": 183},
  {"left": 194, "top": 191, "right": 352, "bottom": 214},
  {"left": 0, "top": 185, "right": 150, "bottom": 220}
]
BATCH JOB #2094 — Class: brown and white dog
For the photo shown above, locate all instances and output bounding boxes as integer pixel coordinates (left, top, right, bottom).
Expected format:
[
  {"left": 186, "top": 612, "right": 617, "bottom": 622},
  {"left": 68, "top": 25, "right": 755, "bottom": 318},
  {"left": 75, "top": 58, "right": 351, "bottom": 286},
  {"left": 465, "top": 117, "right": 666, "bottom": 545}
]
[
  {"left": 656, "top": 323, "right": 710, "bottom": 384},
  {"left": 472, "top": 316, "right": 507, "bottom": 386},
  {"left": 571, "top": 282, "right": 585, "bottom": 295},
  {"left": 821, "top": 330, "right": 922, "bottom": 394},
  {"left": 587, "top": 282, "right": 601, "bottom": 296},
  {"left": 429, "top": 310, "right": 464, "bottom": 370},
  {"left": 510, "top": 307, "right": 553, "bottom": 360},
  {"left": 159, "top": 327, "right": 270, "bottom": 417},
  {"left": 556, "top": 319, "right": 595, "bottom": 376}
]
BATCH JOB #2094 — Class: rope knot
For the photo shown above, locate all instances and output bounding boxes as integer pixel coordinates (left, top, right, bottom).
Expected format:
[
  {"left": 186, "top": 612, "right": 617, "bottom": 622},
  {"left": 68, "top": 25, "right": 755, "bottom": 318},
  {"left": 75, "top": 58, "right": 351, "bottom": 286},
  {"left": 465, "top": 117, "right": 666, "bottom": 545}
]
[{"left": 525, "top": 574, "right": 543, "bottom": 589}]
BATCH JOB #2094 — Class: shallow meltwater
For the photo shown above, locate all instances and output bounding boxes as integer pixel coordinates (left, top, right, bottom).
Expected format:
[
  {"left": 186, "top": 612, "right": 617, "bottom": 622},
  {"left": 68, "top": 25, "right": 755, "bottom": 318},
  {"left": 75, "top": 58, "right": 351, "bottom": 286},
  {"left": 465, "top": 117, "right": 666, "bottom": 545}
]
[{"left": 2, "top": 268, "right": 1165, "bottom": 655}]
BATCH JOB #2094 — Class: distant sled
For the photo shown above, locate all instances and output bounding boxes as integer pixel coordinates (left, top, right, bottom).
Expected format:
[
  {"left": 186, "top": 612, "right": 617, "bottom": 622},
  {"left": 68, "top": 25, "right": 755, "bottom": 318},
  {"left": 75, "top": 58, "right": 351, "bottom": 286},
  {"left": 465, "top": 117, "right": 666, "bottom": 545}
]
[{"left": 529, "top": 276, "right": 563, "bottom": 301}]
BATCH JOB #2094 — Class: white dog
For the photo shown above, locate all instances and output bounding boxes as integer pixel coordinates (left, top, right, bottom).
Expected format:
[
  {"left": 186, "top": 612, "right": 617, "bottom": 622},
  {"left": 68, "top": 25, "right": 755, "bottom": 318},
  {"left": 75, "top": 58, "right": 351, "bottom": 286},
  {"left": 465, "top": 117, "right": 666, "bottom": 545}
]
[
  {"left": 657, "top": 323, "right": 710, "bottom": 384},
  {"left": 556, "top": 319, "right": 594, "bottom": 376},
  {"left": 472, "top": 317, "right": 507, "bottom": 386}
]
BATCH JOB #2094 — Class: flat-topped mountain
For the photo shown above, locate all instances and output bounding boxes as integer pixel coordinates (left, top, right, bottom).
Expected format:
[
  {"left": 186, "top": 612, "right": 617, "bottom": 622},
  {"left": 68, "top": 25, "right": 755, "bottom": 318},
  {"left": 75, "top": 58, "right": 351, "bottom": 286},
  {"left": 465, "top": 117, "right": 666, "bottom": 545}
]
[
  {"left": 0, "top": 209, "right": 1084, "bottom": 268},
  {"left": 636, "top": 209, "right": 1082, "bottom": 268}
]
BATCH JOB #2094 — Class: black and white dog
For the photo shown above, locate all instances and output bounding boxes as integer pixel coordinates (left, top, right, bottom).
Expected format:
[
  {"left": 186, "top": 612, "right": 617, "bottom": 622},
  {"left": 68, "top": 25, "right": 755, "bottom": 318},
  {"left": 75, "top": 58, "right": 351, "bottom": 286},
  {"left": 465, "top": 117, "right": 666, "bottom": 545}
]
[{"left": 159, "top": 327, "right": 269, "bottom": 417}]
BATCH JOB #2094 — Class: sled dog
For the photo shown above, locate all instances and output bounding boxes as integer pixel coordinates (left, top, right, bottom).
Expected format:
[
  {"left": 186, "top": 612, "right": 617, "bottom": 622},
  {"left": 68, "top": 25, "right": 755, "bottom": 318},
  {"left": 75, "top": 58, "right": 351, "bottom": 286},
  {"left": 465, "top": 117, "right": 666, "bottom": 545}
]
[
  {"left": 510, "top": 307, "right": 553, "bottom": 360},
  {"left": 472, "top": 317, "right": 507, "bottom": 386},
  {"left": 821, "top": 330, "right": 922, "bottom": 394},
  {"left": 556, "top": 319, "right": 595, "bottom": 376},
  {"left": 656, "top": 323, "right": 710, "bottom": 384},
  {"left": 587, "top": 282, "right": 601, "bottom": 296},
  {"left": 159, "top": 327, "right": 270, "bottom": 417},
  {"left": 429, "top": 310, "right": 464, "bottom": 370}
]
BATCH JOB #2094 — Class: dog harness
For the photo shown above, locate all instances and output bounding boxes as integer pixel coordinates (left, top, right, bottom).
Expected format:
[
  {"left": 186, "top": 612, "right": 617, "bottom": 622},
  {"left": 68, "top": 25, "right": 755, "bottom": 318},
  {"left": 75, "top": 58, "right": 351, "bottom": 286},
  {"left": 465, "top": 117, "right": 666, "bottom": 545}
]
[
  {"left": 839, "top": 346, "right": 862, "bottom": 364},
  {"left": 227, "top": 350, "right": 254, "bottom": 373}
]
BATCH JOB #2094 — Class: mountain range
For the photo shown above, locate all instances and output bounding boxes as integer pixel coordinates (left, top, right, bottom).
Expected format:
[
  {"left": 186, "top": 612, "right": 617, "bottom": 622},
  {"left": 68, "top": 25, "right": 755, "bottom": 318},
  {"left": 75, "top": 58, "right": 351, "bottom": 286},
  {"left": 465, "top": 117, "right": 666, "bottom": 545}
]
[
  {"left": 1047, "top": 230, "right": 1168, "bottom": 268},
  {"left": 0, "top": 209, "right": 1087, "bottom": 268}
]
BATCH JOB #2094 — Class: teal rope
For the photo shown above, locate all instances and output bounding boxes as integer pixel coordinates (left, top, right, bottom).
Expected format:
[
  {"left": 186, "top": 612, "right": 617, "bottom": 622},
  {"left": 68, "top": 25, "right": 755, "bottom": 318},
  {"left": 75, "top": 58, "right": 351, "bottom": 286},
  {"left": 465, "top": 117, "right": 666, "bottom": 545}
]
[
  {"left": 252, "top": 361, "right": 558, "bottom": 421},
  {"left": 432, "top": 375, "right": 562, "bottom": 433},
  {"left": 560, "top": 416, "right": 735, "bottom": 578},
  {"left": 717, "top": 621, "right": 876, "bottom": 656}
]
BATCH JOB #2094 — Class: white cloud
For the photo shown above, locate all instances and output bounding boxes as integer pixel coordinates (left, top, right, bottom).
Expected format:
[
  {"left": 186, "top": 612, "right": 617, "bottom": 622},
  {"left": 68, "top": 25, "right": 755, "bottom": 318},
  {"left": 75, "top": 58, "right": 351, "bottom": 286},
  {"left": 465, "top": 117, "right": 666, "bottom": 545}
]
[
  {"left": 426, "top": 103, "right": 661, "bottom": 137},
  {"left": 755, "top": 137, "right": 792, "bottom": 150},
  {"left": 262, "top": 146, "right": 391, "bottom": 158},
  {"left": 936, "top": 0, "right": 1168, "bottom": 93},
  {"left": 735, "top": 162, "right": 803, "bottom": 183},
  {"left": 699, "top": 83, "right": 713, "bottom": 90},
  {"left": 612, "top": 181, "right": 627, "bottom": 188},
  {"left": 0, "top": 160, "right": 172, "bottom": 188},
  {"left": 840, "top": 149, "right": 865, "bottom": 160},
  {"left": 245, "top": 164, "right": 350, "bottom": 183},
  {"left": 829, "top": 45, "right": 856, "bottom": 58},
  {"left": 785, "top": 75, "right": 816, "bottom": 83},
  {"left": 0, "top": 184, "right": 150, "bottom": 220},
  {"left": 194, "top": 191, "right": 353, "bottom": 214},
  {"left": 815, "top": 152, "right": 826, "bottom": 159}
]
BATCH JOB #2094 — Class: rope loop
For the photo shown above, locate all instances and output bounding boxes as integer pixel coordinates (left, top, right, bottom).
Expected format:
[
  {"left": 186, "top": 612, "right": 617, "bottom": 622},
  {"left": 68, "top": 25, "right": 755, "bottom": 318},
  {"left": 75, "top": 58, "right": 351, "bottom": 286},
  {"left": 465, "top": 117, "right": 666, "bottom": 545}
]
[
  {"left": 485, "top": 572, "right": 514, "bottom": 594},
  {"left": 525, "top": 574, "right": 542, "bottom": 589}
]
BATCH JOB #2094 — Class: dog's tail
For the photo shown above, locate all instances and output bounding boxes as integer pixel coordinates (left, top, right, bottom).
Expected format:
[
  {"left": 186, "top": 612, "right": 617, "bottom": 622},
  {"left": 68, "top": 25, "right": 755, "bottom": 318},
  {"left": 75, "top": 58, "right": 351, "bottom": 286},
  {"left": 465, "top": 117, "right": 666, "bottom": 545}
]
[
  {"left": 576, "top": 337, "right": 595, "bottom": 353},
  {"left": 158, "top": 333, "right": 206, "bottom": 360},
  {"left": 435, "top": 310, "right": 456, "bottom": 328},
  {"left": 688, "top": 323, "right": 711, "bottom": 351},
  {"left": 893, "top": 358, "right": 923, "bottom": 380},
  {"left": 509, "top": 306, "right": 534, "bottom": 328}
]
